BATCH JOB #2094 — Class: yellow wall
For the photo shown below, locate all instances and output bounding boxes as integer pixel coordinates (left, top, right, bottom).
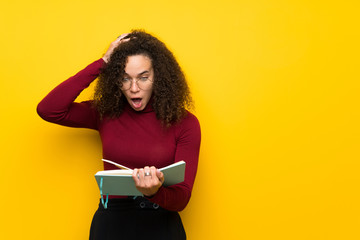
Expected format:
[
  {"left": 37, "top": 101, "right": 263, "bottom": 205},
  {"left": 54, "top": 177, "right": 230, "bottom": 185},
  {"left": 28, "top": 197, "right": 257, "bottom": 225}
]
[{"left": 1, "top": 0, "right": 359, "bottom": 239}]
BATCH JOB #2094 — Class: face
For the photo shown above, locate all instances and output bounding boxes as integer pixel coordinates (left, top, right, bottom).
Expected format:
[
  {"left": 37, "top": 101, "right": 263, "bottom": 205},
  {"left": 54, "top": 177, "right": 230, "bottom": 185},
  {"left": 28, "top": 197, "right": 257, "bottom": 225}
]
[{"left": 121, "top": 54, "right": 154, "bottom": 111}]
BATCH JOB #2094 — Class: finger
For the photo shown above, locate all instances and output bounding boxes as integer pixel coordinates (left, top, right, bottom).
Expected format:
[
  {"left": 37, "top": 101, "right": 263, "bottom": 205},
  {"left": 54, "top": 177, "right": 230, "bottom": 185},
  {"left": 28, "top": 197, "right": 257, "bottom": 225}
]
[
  {"left": 138, "top": 168, "right": 145, "bottom": 183},
  {"left": 144, "top": 166, "right": 151, "bottom": 179},
  {"left": 150, "top": 166, "right": 157, "bottom": 180},
  {"left": 112, "top": 35, "right": 130, "bottom": 49},
  {"left": 132, "top": 168, "right": 140, "bottom": 185},
  {"left": 121, "top": 38, "right": 131, "bottom": 43},
  {"left": 151, "top": 167, "right": 163, "bottom": 186},
  {"left": 117, "top": 33, "right": 129, "bottom": 38},
  {"left": 117, "top": 33, "right": 130, "bottom": 41},
  {"left": 157, "top": 170, "right": 164, "bottom": 184}
]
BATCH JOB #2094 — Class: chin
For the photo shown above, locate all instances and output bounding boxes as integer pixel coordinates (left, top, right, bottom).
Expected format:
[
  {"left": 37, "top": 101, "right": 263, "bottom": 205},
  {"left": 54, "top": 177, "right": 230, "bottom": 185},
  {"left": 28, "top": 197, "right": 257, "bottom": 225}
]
[{"left": 133, "top": 106, "right": 145, "bottom": 111}]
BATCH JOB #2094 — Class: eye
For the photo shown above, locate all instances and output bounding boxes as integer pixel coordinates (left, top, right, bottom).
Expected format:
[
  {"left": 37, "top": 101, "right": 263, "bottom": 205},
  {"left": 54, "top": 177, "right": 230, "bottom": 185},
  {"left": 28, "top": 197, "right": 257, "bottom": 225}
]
[
  {"left": 122, "top": 77, "right": 131, "bottom": 82},
  {"left": 139, "top": 76, "right": 149, "bottom": 81}
]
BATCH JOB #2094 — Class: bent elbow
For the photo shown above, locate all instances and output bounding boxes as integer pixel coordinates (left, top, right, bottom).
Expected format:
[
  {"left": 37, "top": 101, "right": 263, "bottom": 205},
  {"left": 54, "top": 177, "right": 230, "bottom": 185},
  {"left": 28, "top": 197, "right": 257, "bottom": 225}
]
[
  {"left": 36, "top": 101, "right": 61, "bottom": 123},
  {"left": 36, "top": 101, "right": 49, "bottom": 120},
  {"left": 172, "top": 190, "right": 192, "bottom": 212}
]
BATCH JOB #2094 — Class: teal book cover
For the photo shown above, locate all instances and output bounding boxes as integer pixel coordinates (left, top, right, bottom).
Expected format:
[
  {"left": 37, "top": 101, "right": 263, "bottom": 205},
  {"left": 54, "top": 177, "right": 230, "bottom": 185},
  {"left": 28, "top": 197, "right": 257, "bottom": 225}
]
[{"left": 95, "top": 160, "right": 186, "bottom": 196}]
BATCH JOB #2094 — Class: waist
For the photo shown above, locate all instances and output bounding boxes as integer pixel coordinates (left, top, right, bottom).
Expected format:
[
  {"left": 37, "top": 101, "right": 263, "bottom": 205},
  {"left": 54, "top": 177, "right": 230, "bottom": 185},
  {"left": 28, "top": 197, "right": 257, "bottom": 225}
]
[
  {"left": 108, "top": 195, "right": 129, "bottom": 199},
  {"left": 97, "top": 196, "right": 162, "bottom": 211}
]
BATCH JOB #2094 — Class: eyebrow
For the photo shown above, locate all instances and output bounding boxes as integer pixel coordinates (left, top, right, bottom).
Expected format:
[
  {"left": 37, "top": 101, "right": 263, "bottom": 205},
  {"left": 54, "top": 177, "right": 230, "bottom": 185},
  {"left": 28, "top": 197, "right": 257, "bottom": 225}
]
[{"left": 124, "top": 70, "right": 151, "bottom": 76}]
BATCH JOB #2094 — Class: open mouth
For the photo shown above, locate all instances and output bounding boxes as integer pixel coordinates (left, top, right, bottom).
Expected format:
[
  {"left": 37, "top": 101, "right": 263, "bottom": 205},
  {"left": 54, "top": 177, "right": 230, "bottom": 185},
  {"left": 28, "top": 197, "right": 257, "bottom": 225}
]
[{"left": 131, "top": 98, "right": 142, "bottom": 109}]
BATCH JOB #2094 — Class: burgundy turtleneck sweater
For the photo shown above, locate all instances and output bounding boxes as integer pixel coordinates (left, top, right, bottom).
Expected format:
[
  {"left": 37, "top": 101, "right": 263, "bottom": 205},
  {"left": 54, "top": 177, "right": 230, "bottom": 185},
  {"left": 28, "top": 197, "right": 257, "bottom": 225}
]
[{"left": 37, "top": 59, "right": 201, "bottom": 212}]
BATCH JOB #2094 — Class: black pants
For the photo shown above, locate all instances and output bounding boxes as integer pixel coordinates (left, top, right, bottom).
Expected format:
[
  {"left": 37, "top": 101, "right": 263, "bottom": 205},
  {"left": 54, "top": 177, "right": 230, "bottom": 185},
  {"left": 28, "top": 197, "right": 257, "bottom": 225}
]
[{"left": 89, "top": 197, "right": 186, "bottom": 240}]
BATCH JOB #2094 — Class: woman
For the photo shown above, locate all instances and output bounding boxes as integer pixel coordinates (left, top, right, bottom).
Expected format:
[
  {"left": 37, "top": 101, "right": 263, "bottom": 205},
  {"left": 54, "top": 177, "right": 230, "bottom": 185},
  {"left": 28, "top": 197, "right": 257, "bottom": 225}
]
[{"left": 37, "top": 30, "right": 201, "bottom": 239}]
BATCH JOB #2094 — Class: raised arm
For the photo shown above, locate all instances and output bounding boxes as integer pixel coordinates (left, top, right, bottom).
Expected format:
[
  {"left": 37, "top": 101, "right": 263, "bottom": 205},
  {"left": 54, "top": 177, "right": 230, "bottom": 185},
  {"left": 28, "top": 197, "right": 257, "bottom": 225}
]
[
  {"left": 37, "top": 35, "right": 130, "bottom": 129},
  {"left": 37, "top": 59, "right": 104, "bottom": 129}
]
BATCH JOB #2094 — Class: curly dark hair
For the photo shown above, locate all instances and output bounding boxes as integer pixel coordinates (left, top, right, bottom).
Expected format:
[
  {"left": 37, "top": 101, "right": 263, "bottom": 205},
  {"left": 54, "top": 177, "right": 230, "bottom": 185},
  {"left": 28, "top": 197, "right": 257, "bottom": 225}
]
[{"left": 94, "top": 30, "right": 193, "bottom": 126}]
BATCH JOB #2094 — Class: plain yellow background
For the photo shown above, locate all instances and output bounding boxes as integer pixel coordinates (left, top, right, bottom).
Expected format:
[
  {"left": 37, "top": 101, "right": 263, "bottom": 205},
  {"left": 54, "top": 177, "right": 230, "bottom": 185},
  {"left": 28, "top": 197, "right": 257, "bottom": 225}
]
[{"left": 1, "top": 0, "right": 359, "bottom": 239}]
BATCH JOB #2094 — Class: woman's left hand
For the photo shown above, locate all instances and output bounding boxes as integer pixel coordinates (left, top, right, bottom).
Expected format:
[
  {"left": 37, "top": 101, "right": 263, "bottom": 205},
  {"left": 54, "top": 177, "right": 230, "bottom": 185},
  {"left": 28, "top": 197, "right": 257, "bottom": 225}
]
[{"left": 132, "top": 166, "right": 164, "bottom": 197}]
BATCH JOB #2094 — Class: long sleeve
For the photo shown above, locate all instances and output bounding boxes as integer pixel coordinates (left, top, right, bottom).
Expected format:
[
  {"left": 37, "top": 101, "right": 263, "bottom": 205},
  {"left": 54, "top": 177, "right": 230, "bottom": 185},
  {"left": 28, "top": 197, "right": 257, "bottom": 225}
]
[
  {"left": 146, "top": 113, "right": 201, "bottom": 211},
  {"left": 37, "top": 59, "right": 104, "bottom": 129}
]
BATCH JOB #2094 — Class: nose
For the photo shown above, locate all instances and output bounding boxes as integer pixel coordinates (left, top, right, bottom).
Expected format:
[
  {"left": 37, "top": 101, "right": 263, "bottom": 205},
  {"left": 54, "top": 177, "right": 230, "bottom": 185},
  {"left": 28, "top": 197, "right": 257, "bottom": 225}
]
[{"left": 129, "top": 80, "right": 140, "bottom": 92}]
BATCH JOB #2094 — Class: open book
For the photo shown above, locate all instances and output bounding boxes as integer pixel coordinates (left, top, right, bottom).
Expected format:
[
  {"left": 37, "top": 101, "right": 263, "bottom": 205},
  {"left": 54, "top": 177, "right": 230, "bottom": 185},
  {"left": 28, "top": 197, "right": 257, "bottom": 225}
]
[{"left": 95, "top": 159, "right": 186, "bottom": 196}]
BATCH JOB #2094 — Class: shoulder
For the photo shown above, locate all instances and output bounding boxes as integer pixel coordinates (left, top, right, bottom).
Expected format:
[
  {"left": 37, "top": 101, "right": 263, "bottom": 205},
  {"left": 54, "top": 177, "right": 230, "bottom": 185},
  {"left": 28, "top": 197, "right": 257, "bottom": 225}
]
[
  {"left": 178, "top": 111, "right": 200, "bottom": 129},
  {"left": 173, "top": 111, "right": 201, "bottom": 141}
]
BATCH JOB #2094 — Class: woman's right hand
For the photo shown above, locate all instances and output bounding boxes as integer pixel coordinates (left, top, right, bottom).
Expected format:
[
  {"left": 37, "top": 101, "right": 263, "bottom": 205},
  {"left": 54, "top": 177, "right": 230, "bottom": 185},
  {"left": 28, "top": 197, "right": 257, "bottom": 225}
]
[{"left": 102, "top": 33, "right": 130, "bottom": 63}]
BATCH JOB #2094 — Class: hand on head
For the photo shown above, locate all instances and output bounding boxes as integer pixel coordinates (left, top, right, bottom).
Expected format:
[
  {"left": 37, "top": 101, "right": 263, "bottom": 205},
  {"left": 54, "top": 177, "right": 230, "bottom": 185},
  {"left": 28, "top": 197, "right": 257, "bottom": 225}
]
[{"left": 102, "top": 33, "right": 131, "bottom": 63}]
